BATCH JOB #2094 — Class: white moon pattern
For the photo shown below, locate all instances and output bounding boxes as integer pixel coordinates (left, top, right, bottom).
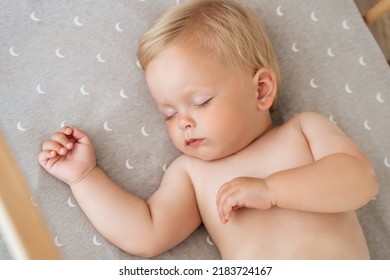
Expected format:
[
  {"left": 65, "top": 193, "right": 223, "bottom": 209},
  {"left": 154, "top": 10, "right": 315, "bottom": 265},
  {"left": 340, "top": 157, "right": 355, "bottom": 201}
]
[
  {"left": 115, "top": 22, "right": 123, "bottom": 32},
  {"left": 74, "top": 16, "right": 83, "bottom": 26},
  {"left": 54, "top": 236, "right": 64, "bottom": 247},
  {"left": 310, "top": 78, "right": 318, "bottom": 88},
  {"left": 97, "top": 53, "right": 106, "bottom": 63},
  {"left": 56, "top": 48, "right": 65, "bottom": 58},
  {"left": 67, "top": 196, "right": 76, "bottom": 208},
  {"left": 327, "top": 47, "right": 335, "bottom": 57},
  {"left": 292, "top": 42, "right": 299, "bottom": 53},
  {"left": 9, "top": 47, "right": 19, "bottom": 57},
  {"left": 93, "top": 235, "right": 102, "bottom": 246},
  {"left": 384, "top": 157, "right": 390, "bottom": 168},
  {"left": 119, "top": 89, "right": 128, "bottom": 99},
  {"left": 30, "top": 12, "right": 41, "bottom": 22},
  {"left": 80, "top": 86, "right": 90, "bottom": 95},
  {"left": 36, "top": 84, "right": 45, "bottom": 94},
  {"left": 342, "top": 20, "right": 350, "bottom": 30},
  {"left": 17, "top": 121, "right": 27, "bottom": 131},
  {"left": 359, "top": 56, "right": 367, "bottom": 66},
  {"left": 162, "top": 163, "right": 167, "bottom": 172},
  {"left": 103, "top": 121, "right": 112, "bottom": 132},
  {"left": 276, "top": 6, "right": 284, "bottom": 16},
  {"left": 206, "top": 235, "right": 215, "bottom": 246},
  {"left": 60, "top": 121, "right": 67, "bottom": 128},
  {"left": 310, "top": 11, "right": 319, "bottom": 22},
  {"left": 136, "top": 59, "right": 142, "bottom": 69},
  {"left": 364, "top": 120, "right": 371, "bottom": 130},
  {"left": 376, "top": 92, "right": 385, "bottom": 103},
  {"left": 141, "top": 126, "right": 149, "bottom": 136},
  {"left": 345, "top": 84, "right": 353, "bottom": 93},
  {"left": 125, "top": 159, "right": 134, "bottom": 170},
  {"left": 329, "top": 115, "right": 337, "bottom": 124}
]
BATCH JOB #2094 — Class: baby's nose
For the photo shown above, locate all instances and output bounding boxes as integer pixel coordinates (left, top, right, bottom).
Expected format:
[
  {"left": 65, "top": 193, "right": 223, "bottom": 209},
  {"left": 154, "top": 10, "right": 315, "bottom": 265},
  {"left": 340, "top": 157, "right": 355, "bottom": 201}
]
[{"left": 178, "top": 114, "right": 195, "bottom": 130}]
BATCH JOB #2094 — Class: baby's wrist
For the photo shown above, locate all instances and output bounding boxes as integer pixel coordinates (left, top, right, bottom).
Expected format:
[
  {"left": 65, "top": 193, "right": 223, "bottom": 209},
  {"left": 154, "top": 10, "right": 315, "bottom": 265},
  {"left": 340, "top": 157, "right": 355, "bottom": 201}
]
[{"left": 69, "top": 165, "right": 98, "bottom": 188}]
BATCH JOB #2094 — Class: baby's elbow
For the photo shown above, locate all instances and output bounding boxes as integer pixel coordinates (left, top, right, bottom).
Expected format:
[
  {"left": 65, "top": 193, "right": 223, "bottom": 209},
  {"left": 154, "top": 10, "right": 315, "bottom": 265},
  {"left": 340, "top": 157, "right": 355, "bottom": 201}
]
[
  {"left": 366, "top": 165, "right": 379, "bottom": 199},
  {"left": 135, "top": 245, "right": 164, "bottom": 258},
  {"left": 130, "top": 249, "right": 161, "bottom": 259},
  {"left": 122, "top": 238, "right": 165, "bottom": 258},
  {"left": 359, "top": 162, "right": 379, "bottom": 205}
]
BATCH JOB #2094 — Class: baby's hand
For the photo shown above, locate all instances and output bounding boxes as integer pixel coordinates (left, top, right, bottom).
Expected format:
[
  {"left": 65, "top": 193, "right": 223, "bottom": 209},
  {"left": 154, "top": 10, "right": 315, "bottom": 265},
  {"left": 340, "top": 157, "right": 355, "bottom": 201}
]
[
  {"left": 38, "top": 127, "right": 96, "bottom": 186},
  {"left": 216, "top": 177, "right": 274, "bottom": 224}
]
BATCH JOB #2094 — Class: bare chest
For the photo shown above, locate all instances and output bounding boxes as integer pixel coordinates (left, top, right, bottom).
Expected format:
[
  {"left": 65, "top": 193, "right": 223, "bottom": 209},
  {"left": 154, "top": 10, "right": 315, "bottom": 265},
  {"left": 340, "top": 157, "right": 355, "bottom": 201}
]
[
  {"left": 189, "top": 126, "right": 313, "bottom": 223},
  {"left": 185, "top": 125, "right": 368, "bottom": 259}
]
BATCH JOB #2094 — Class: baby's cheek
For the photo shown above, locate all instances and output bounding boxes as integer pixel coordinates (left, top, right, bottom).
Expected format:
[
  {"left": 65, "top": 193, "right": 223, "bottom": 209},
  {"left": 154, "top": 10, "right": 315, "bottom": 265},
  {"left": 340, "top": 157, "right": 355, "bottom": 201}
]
[{"left": 167, "top": 128, "right": 182, "bottom": 148}]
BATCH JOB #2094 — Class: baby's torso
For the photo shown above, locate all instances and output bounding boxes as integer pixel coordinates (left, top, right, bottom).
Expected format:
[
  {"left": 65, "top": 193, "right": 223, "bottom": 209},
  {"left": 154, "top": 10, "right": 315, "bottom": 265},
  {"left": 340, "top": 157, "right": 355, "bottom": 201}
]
[{"left": 185, "top": 122, "right": 369, "bottom": 259}]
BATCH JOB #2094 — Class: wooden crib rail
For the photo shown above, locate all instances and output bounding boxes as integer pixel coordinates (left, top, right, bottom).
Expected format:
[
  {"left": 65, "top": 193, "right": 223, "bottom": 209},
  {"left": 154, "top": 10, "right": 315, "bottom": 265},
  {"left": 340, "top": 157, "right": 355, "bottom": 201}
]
[
  {"left": 364, "top": 0, "right": 390, "bottom": 24},
  {"left": 0, "top": 132, "right": 61, "bottom": 259}
]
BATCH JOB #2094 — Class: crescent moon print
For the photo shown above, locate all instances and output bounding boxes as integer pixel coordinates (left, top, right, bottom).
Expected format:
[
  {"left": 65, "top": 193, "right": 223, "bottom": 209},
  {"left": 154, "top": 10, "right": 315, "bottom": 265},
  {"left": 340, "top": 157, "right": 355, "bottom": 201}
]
[
  {"left": 9, "top": 47, "right": 19, "bottom": 57},
  {"left": 30, "top": 12, "right": 41, "bottom": 22},
  {"left": 17, "top": 121, "right": 27, "bottom": 131},
  {"left": 74, "top": 16, "right": 83, "bottom": 26},
  {"left": 276, "top": 6, "right": 284, "bottom": 16},
  {"left": 141, "top": 126, "right": 150, "bottom": 136}
]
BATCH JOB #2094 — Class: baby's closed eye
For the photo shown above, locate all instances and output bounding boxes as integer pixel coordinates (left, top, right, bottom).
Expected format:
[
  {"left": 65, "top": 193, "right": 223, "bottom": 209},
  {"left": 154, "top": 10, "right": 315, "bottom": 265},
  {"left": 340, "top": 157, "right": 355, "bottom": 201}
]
[
  {"left": 193, "top": 97, "right": 214, "bottom": 108},
  {"left": 161, "top": 107, "right": 177, "bottom": 121}
]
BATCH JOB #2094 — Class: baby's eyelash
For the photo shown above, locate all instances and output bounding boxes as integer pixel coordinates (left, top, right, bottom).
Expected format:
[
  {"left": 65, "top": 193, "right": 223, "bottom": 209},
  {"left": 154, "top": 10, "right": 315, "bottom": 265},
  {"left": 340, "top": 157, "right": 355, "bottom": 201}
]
[
  {"left": 195, "top": 97, "right": 213, "bottom": 108},
  {"left": 162, "top": 97, "right": 213, "bottom": 121},
  {"left": 164, "top": 113, "right": 176, "bottom": 121}
]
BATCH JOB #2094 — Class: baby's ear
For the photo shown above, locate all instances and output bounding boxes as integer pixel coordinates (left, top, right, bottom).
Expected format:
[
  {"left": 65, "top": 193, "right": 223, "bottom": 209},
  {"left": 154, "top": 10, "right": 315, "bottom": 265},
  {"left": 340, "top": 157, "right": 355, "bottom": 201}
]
[{"left": 253, "top": 68, "right": 277, "bottom": 110}]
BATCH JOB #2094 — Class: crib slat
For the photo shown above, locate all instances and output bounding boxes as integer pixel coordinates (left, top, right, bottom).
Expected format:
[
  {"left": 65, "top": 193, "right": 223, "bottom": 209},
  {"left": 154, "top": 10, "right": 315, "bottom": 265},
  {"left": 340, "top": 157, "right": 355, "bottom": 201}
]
[
  {"left": 364, "top": 0, "right": 390, "bottom": 25},
  {"left": 0, "top": 133, "right": 61, "bottom": 259}
]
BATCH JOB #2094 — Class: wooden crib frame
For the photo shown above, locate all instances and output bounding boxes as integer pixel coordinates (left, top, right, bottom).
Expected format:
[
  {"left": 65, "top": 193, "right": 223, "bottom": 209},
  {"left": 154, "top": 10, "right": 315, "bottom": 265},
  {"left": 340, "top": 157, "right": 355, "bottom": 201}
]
[
  {"left": 363, "top": 0, "right": 390, "bottom": 24},
  {"left": 0, "top": 133, "right": 61, "bottom": 259}
]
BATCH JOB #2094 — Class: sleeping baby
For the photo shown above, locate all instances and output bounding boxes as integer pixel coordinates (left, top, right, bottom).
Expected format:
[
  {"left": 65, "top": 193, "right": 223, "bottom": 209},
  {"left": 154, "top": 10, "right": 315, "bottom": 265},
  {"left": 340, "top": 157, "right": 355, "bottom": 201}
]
[{"left": 38, "top": 0, "right": 378, "bottom": 259}]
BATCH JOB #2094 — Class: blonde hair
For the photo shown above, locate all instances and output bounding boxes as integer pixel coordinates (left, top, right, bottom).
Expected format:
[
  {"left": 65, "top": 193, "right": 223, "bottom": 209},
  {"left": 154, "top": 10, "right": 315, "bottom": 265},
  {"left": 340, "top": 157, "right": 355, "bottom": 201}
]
[{"left": 137, "top": 0, "right": 280, "bottom": 89}]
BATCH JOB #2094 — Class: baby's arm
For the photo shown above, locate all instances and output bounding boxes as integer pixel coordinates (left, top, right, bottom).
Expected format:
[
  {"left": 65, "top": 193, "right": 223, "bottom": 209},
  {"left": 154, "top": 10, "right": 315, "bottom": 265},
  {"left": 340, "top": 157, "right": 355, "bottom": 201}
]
[
  {"left": 266, "top": 112, "right": 378, "bottom": 213},
  {"left": 217, "top": 112, "right": 378, "bottom": 223},
  {"left": 38, "top": 127, "right": 201, "bottom": 257}
]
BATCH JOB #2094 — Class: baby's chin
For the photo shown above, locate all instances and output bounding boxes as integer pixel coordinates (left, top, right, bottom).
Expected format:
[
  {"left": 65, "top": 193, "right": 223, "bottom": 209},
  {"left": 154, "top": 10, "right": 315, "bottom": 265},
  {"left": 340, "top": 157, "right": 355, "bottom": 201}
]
[{"left": 179, "top": 148, "right": 236, "bottom": 162}]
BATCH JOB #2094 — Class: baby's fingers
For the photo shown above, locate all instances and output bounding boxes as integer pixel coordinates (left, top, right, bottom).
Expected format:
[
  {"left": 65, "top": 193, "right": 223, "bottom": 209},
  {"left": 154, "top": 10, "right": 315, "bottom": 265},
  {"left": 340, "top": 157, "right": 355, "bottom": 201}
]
[
  {"left": 217, "top": 185, "right": 236, "bottom": 224},
  {"left": 37, "top": 150, "right": 57, "bottom": 166},
  {"left": 42, "top": 140, "right": 69, "bottom": 156},
  {"left": 51, "top": 131, "right": 74, "bottom": 150},
  {"left": 218, "top": 198, "right": 235, "bottom": 224}
]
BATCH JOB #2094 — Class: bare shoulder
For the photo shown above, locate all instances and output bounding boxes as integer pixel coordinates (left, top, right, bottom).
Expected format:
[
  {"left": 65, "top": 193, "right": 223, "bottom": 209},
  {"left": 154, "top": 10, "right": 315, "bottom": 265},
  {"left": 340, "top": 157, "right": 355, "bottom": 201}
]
[
  {"left": 272, "top": 112, "right": 335, "bottom": 139},
  {"left": 160, "top": 153, "right": 203, "bottom": 192},
  {"left": 284, "top": 112, "right": 365, "bottom": 160},
  {"left": 283, "top": 112, "right": 333, "bottom": 127},
  {"left": 161, "top": 154, "right": 191, "bottom": 183},
  {"left": 282, "top": 112, "right": 343, "bottom": 136},
  {"left": 167, "top": 153, "right": 199, "bottom": 173},
  {"left": 169, "top": 153, "right": 207, "bottom": 174}
]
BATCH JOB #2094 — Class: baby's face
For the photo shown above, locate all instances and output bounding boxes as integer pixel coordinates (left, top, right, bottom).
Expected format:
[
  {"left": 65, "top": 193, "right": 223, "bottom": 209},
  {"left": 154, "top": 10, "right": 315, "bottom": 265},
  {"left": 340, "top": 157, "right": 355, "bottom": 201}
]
[{"left": 145, "top": 43, "right": 268, "bottom": 161}]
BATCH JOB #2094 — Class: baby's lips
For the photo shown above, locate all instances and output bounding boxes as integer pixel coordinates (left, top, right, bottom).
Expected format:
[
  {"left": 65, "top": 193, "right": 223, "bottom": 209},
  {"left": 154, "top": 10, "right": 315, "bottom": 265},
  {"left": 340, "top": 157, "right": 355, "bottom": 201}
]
[{"left": 185, "top": 138, "right": 204, "bottom": 147}]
